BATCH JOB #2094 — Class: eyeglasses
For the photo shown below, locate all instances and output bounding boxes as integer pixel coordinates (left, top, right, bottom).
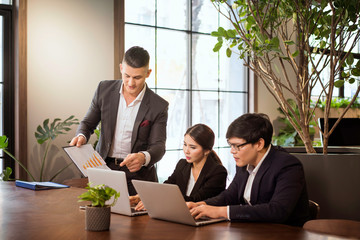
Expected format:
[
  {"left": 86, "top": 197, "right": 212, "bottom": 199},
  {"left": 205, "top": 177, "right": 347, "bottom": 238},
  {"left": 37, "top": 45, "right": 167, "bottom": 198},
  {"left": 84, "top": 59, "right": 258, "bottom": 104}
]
[{"left": 227, "top": 142, "right": 250, "bottom": 151}]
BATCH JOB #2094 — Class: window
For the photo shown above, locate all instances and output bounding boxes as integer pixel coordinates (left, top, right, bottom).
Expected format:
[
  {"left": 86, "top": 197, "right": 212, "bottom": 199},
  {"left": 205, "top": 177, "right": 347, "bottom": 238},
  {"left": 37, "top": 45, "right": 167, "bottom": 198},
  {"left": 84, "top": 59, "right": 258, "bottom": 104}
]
[
  {"left": 310, "top": 9, "right": 360, "bottom": 102},
  {"left": 124, "top": 0, "right": 248, "bottom": 182},
  {"left": 0, "top": 2, "right": 14, "bottom": 176},
  {"left": 311, "top": 44, "right": 360, "bottom": 100}
]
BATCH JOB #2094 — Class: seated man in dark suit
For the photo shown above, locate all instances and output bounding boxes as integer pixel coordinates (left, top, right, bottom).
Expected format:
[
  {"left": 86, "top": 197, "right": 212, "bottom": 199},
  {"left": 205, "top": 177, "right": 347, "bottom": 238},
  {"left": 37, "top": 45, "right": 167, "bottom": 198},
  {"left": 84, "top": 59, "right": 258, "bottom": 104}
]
[{"left": 188, "top": 113, "right": 310, "bottom": 226}]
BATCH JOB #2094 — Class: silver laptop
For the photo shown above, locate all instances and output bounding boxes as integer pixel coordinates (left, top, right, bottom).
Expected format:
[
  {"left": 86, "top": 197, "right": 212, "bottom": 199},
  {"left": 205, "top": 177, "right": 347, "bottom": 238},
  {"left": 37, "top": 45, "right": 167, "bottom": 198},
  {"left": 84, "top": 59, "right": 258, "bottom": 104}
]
[
  {"left": 87, "top": 168, "right": 147, "bottom": 216},
  {"left": 132, "top": 179, "right": 226, "bottom": 226}
]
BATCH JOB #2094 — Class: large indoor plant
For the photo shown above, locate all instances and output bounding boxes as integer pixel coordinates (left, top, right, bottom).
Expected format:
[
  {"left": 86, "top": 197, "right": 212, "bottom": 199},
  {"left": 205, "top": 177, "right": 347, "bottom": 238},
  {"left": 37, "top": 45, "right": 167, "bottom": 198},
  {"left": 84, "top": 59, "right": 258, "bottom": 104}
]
[
  {"left": 210, "top": 0, "right": 360, "bottom": 220},
  {"left": 211, "top": 0, "right": 360, "bottom": 154},
  {"left": 78, "top": 183, "right": 120, "bottom": 231},
  {"left": 0, "top": 115, "right": 78, "bottom": 181}
]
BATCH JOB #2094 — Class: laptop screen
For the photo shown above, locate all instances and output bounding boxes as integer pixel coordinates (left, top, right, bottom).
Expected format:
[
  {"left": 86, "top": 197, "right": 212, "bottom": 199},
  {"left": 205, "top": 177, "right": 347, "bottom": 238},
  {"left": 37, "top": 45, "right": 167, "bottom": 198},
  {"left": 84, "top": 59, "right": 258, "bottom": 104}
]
[{"left": 319, "top": 118, "right": 360, "bottom": 146}]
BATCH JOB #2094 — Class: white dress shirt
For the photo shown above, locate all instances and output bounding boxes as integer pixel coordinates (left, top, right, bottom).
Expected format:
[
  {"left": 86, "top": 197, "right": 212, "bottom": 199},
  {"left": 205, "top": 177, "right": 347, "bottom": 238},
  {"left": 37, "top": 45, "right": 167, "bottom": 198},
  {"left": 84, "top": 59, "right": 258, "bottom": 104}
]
[
  {"left": 108, "top": 84, "right": 151, "bottom": 166},
  {"left": 226, "top": 145, "right": 271, "bottom": 219},
  {"left": 186, "top": 168, "right": 196, "bottom": 197},
  {"left": 243, "top": 145, "right": 271, "bottom": 205}
]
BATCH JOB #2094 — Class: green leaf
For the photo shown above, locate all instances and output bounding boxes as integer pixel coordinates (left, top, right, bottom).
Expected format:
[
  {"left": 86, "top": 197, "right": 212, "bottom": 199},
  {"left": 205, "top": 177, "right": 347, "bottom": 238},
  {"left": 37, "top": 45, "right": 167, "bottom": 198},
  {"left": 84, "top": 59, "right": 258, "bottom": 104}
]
[
  {"left": 226, "top": 48, "right": 232, "bottom": 57},
  {"left": 227, "top": 29, "right": 236, "bottom": 38},
  {"left": 292, "top": 50, "right": 299, "bottom": 57},
  {"left": 211, "top": 31, "right": 220, "bottom": 37},
  {"left": 213, "top": 41, "right": 223, "bottom": 52},
  {"left": 284, "top": 40, "right": 295, "bottom": 45},
  {"left": 0, "top": 135, "right": 8, "bottom": 149},
  {"left": 348, "top": 24, "right": 357, "bottom": 32},
  {"left": 320, "top": 41, "right": 326, "bottom": 49},
  {"left": 78, "top": 183, "right": 120, "bottom": 207},
  {"left": 351, "top": 68, "right": 360, "bottom": 76},
  {"left": 230, "top": 39, "right": 237, "bottom": 48},
  {"left": 346, "top": 53, "right": 354, "bottom": 66},
  {"left": 255, "top": 32, "right": 266, "bottom": 44},
  {"left": 218, "top": 27, "right": 226, "bottom": 36},
  {"left": 0, "top": 167, "right": 12, "bottom": 181},
  {"left": 245, "top": 16, "right": 255, "bottom": 31},
  {"left": 270, "top": 37, "right": 280, "bottom": 48},
  {"left": 349, "top": 78, "right": 355, "bottom": 84},
  {"left": 356, "top": 60, "right": 360, "bottom": 68},
  {"left": 334, "top": 80, "right": 344, "bottom": 88}
]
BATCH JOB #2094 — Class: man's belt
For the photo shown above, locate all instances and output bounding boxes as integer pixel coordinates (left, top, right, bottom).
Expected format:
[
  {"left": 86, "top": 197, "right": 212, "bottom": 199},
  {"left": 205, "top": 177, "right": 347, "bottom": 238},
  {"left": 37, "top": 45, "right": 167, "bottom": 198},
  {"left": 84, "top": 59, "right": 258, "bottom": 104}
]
[{"left": 106, "top": 157, "right": 124, "bottom": 166}]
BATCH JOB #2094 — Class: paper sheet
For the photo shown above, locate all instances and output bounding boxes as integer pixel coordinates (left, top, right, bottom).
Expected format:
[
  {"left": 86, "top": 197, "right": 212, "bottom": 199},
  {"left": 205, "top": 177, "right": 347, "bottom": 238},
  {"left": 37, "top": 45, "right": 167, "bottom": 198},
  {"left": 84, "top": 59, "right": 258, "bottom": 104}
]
[{"left": 63, "top": 144, "right": 110, "bottom": 177}]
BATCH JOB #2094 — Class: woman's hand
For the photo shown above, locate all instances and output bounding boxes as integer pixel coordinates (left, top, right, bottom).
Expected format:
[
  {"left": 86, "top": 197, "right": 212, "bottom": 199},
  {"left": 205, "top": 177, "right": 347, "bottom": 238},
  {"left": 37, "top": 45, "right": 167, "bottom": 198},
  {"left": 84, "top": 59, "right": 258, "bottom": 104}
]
[
  {"left": 134, "top": 200, "right": 146, "bottom": 211},
  {"left": 129, "top": 194, "right": 141, "bottom": 207}
]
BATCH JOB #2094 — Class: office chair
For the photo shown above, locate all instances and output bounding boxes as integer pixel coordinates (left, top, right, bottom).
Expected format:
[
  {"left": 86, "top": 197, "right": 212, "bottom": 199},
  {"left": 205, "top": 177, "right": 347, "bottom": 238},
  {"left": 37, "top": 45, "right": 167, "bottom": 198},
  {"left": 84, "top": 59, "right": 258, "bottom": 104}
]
[
  {"left": 303, "top": 219, "right": 360, "bottom": 239},
  {"left": 308, "top": 200, "right": 320, "bottom": 220}
]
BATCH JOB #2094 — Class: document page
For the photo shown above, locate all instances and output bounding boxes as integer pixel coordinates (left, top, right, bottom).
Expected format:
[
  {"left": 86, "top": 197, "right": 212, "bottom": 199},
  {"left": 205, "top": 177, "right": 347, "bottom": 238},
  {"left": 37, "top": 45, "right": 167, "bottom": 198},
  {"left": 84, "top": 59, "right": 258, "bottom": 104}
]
[{"left": 63, "top": 144, "right": 110, "bottom": 177}]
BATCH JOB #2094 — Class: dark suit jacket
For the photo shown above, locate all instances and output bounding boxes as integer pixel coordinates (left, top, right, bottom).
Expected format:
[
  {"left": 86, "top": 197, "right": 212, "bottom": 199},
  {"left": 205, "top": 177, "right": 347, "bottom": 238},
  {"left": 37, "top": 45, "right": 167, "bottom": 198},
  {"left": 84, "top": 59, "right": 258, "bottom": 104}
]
[
  {"left": 164, "top": 155, "right": 227, "bottom": 202},
  {"left": 205, "top": 146, "right": 310, "bottom": 226},
  {"left": 76, "top": 80, "right": 169, "bottom": 182}
]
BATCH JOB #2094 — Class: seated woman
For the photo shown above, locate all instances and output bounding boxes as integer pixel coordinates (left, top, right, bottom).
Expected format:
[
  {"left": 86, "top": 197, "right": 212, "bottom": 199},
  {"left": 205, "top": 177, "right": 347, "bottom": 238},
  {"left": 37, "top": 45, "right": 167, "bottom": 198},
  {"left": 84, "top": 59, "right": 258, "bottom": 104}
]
[{"left": 131, "top": 123, "right": 227, "bottom": 210}]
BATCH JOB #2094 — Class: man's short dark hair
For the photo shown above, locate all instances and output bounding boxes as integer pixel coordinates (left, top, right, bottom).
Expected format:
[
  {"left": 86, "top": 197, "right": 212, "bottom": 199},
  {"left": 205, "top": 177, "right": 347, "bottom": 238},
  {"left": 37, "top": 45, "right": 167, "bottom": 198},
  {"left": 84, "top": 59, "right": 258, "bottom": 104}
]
[
  {"left": 123, "top": 46, "right": 150, "bottom": 68},
  {"left": 226, "top": 113, "right": 273, "bottom": 147}
]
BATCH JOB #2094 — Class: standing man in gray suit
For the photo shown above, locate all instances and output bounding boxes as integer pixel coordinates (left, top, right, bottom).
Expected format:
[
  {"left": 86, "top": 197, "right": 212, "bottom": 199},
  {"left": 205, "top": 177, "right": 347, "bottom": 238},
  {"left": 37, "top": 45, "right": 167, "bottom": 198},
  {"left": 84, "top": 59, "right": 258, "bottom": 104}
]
[{"left": 70, "top": 46, "right": 169, "bottom": 195}]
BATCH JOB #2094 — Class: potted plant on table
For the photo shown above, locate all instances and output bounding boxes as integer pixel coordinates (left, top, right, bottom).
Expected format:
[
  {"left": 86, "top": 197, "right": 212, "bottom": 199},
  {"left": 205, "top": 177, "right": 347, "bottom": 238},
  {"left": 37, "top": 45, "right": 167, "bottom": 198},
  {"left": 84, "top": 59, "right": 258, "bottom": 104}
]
[
  {"left": 210, "top": 0, "right": 360, "bottom": 220},
  {"left": 78, "top": 182, "right": 120, "bottom": 231}
]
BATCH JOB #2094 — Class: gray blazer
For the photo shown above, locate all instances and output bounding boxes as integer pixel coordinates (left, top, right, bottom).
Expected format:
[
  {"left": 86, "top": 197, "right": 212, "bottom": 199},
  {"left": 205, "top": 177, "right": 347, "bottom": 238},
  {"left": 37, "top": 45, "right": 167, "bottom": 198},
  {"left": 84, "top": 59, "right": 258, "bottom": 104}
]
[{"left": 76, "top": 80, "right": 169, "bottom": 182}]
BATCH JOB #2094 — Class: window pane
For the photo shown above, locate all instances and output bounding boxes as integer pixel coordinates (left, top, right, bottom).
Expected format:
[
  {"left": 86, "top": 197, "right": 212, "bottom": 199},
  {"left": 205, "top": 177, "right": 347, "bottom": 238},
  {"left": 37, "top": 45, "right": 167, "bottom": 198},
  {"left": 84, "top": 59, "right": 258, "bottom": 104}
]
[
  {"left": 192, "top": 0, "right": 218, "bottom": 33},
  {"left": 124, "top": 24, "right": 156, "bottom": 88},
  {"left": 344, "top": 34, "right": 360, "bottom": 54},
  {"left": 192, "top": 34, "right": 218, "bottom": 90},
  {"left": 217, "top": 147, "right": 236, "bottom": 184},
  {"left": 0, "top": 0, "right": 12, "bottom": 5},
  {"left": 157, "top": 29, "right": 188, "bottom": 89},
  {"left": 344, "top": 77, "right": 360, "bottom": 99},
  {"left": 125, "top": 0, "right": 155, "bottom": 25},
  {"left": 157, "top": 0, "right": 187, "bottom": 30},
  {"left": 156, "top": 89, "right": 189, "bottom": 150},
  {"left": 156, "top": 150, "right": 183, "bottom": 183},
  {"left": 219, "top": 47, "right": 248, "bottom": 92},
  {"left": 192, "top": 91, "right": 219, "bottom": 138},
  {"left": 219, "top": 92, "right": 247, "bottom": 144},
  {"left": 309, "top": 54, "right": 331, "bottom": 99},
  {"left": 125, "top": 0, "right": 249, "bottom": 185}
]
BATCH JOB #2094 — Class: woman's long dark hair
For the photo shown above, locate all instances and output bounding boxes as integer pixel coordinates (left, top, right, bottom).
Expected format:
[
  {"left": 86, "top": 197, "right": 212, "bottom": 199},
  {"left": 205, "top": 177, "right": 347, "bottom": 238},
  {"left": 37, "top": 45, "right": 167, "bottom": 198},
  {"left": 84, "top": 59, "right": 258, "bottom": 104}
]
[{"left": 185, "top": 124, "right": 222, "bottom": 165}]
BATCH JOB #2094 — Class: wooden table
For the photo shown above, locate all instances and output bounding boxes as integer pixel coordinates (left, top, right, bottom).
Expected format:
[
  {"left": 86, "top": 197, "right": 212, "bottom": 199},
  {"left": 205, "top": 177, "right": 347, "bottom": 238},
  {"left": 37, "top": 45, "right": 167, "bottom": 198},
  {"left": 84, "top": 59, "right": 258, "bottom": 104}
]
[{"left": 0, "top": 182, "right": 349, "bottom": 240}]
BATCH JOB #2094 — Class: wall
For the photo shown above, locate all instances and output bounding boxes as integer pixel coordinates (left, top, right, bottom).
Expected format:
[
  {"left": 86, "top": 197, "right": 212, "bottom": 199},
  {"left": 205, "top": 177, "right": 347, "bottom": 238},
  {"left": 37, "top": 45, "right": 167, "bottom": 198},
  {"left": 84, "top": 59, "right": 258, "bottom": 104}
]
[
  {"left": 27, "top": 0, "right": 114, "bottom": 182},
  {"left": 256, "top": 80, "right": 279, "bottom": 125},
  {"left": 255, "top": 20, "right": 298, "bottom": 133}
]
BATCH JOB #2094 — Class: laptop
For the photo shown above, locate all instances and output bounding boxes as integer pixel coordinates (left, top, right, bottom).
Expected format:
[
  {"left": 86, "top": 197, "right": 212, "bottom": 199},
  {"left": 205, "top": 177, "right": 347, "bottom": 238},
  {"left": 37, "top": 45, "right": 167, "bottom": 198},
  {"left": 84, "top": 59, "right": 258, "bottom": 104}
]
[
  {"left": 318, "top": 118, "right": 360, "bottom": 146},
  {"left": 87, "top": 168, "right": 147, "bottom": 216},
  {"left": 132, "top": 180, "right": 226, "bottom": 226}
]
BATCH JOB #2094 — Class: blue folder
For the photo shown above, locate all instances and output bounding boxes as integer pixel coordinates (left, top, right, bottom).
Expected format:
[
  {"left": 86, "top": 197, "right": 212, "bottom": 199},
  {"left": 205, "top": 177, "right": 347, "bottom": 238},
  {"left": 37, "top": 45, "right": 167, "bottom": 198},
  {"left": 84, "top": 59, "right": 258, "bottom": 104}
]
[{"left": 15, "top": 180, "right": 69, "bottom": 190}]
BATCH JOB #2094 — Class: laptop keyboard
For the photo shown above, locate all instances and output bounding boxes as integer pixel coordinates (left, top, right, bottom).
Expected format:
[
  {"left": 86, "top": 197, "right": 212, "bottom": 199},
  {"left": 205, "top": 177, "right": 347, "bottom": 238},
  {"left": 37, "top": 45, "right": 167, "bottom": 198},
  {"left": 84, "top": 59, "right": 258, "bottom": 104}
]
[
  {"left": 131, "top": 207, "right": 146, "bottom": 213},
  {"left": 194, "top": 216, "right": 211, "bottom": 222}
]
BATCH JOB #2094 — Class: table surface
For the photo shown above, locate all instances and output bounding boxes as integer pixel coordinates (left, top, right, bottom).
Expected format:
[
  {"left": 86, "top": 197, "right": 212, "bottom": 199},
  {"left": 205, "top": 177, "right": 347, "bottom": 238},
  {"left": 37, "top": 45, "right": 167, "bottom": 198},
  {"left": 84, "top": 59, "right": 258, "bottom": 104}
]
[{"left": 0, "top": 182, "right": 349, "bottom": 240}]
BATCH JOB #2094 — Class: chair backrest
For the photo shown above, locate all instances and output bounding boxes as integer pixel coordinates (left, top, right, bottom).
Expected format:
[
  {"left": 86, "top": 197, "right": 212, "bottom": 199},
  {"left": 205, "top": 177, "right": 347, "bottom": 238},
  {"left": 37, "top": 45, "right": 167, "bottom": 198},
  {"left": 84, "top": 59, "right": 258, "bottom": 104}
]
[
  {"left": 303, "top": 219, "right": 360, "bottom": 239},
  {"left": 308, "top": 200, "right": 320, "bottom": 220}
]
